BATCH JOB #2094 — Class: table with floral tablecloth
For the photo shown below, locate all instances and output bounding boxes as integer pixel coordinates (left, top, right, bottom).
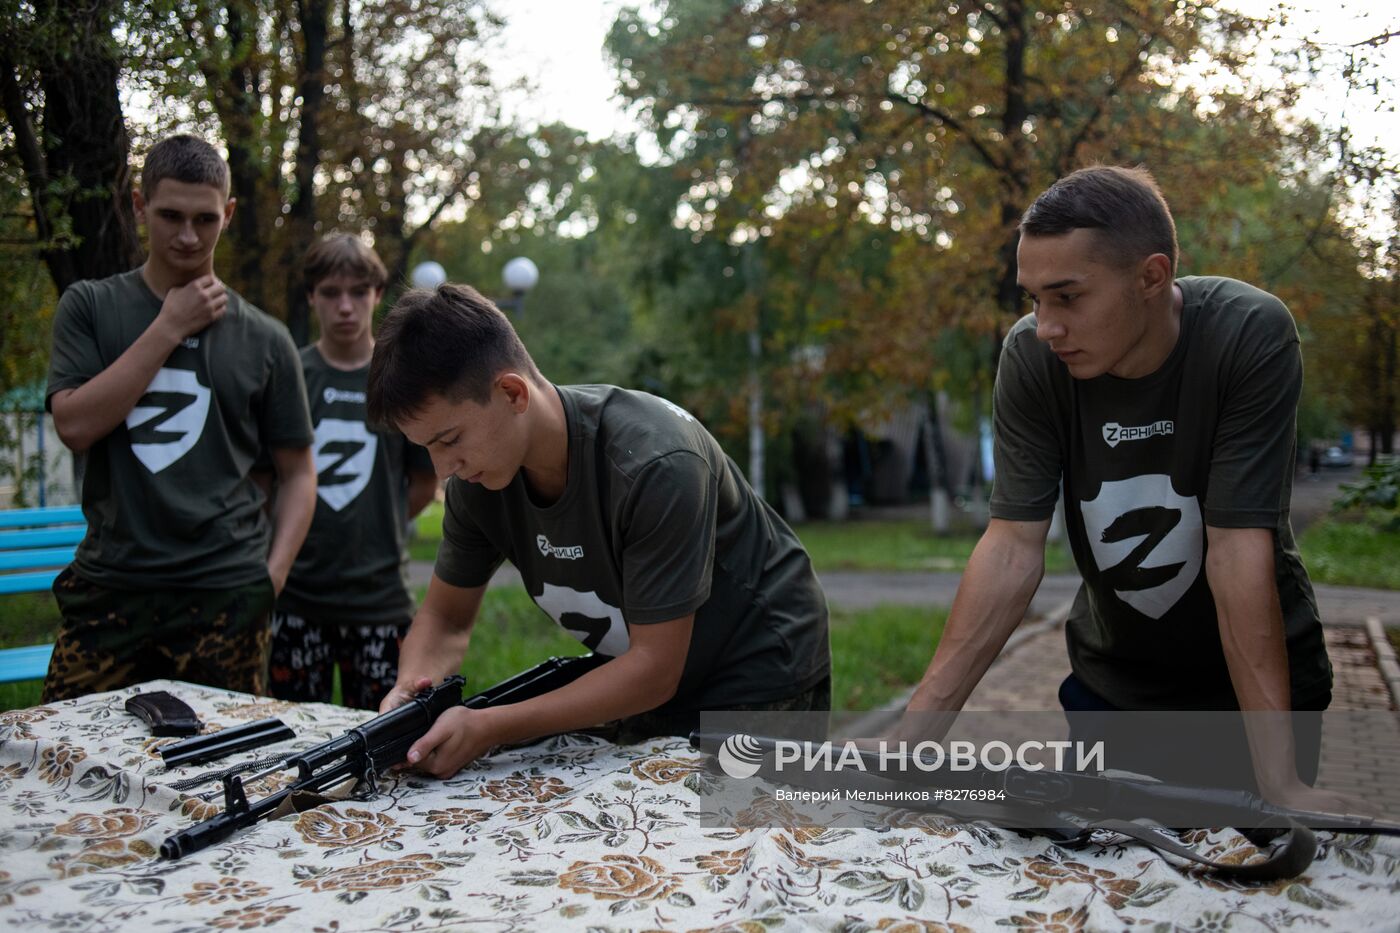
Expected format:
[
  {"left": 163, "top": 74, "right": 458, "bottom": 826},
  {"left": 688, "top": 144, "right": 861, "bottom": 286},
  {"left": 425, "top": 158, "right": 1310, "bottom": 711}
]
[{"left": 1, "top": 680, "right": 1398, "bottom": 932}]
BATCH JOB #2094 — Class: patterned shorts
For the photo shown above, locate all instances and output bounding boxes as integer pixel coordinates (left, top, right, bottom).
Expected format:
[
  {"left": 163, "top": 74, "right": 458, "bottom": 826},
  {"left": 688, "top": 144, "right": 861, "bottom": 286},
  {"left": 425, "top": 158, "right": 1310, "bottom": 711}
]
[
  {"left": 43, "top": 567, "right": 275, "bottom": 703},
  {"left": 268, "top": 610, "right": 409, "bottom": 710}
]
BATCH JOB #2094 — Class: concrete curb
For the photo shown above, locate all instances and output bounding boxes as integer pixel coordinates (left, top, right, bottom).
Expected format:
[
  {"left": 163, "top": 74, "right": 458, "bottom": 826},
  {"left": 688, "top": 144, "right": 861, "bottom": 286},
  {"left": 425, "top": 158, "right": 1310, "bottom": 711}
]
[
  {"left": 1364, "top": 616, "right": 1400, "bottom": 711},
  {"left": 836, "top": 597, "right": 1076, "bottom": 738}
]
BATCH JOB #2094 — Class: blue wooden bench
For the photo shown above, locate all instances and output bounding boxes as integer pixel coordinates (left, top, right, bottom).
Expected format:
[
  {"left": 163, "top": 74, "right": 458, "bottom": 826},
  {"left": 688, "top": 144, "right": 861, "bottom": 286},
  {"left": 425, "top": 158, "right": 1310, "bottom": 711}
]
[{"left": 0, "top": 505, "right": 84, "bottom": 683}]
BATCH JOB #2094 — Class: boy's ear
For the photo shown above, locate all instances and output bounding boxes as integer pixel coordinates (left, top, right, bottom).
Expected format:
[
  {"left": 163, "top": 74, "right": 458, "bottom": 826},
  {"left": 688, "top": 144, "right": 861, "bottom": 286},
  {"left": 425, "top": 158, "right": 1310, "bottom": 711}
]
[
  {"left": 1138, "top": 252, "right": 1172, "bottom": 299},
  {"left": 222, "top": 197, "right": 237, "bottom": 229},
  {"left": 498, "top": 372, "right": 531, "bottom": 411},
  {"left": 132, "top": 188, "right": 146, "bottom": 223}
]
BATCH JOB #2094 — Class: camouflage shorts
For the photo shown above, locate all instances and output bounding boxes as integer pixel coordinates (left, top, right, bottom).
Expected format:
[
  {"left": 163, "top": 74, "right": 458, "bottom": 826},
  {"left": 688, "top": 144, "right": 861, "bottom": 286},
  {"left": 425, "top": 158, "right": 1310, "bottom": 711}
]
[
  {"left": 42, "top": 567, "right": 275, "bottom": 703},
  {"left": 597, "top": 676, "right": 833, "bottom": 746}
]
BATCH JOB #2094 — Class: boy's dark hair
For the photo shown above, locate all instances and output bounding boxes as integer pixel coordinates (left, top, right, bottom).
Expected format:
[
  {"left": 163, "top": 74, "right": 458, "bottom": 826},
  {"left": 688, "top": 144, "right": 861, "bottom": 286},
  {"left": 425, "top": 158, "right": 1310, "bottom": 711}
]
[
  {"left": 367, "top": 283, "right": 542, "bottom": 428},
  {"left": 141, "top": 135, "right": 230, "bottom": 198},
  {"left": 1020, "top": 165, "right": 1178, "bottom": 273},
  {"left": 303, "top": 233, "right": 388, "bottom": 293}
]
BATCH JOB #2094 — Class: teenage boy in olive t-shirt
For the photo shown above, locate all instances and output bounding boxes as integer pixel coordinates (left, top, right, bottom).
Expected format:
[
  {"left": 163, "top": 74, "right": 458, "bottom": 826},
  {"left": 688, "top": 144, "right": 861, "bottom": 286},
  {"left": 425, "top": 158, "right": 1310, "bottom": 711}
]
[
  {"left": 269, "top": 235, "right": 438, "bottom": 709},
  {"left": 366, "top": 284, "right": 830, "bottom": 778},
  {"left": 43, "top": 135, "right": 316, "bottom": 702},
  {"left": 898, "top": 165, "right": 1343, "bottom": 816}
]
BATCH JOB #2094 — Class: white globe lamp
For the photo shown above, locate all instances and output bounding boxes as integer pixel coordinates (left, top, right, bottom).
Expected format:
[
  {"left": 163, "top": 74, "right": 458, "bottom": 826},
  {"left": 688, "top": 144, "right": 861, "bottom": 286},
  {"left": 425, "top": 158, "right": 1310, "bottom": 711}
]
[
  {"left": 410, "top": 261, "right": 447, "bottom": 290},
  {"left": 502, "top": 257, "right": 540, "bottom": 294}
]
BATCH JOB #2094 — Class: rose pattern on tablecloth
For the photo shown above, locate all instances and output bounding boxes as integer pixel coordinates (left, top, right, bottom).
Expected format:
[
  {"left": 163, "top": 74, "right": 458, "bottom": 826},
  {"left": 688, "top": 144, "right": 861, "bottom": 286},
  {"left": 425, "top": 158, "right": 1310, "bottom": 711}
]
[{"left": 0, "top": 680, "right": 1397, "bottom": 931}]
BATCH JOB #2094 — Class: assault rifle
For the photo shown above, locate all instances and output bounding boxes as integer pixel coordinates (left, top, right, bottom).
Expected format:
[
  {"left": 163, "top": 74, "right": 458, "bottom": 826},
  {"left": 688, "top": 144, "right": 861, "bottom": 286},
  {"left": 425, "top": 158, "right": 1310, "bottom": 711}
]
[
  {"left": 690, "top": 731, "right": 1400, "bottom": 881},
  {"left": 160, "top": 654, "right": 609, "bottom": 860}
]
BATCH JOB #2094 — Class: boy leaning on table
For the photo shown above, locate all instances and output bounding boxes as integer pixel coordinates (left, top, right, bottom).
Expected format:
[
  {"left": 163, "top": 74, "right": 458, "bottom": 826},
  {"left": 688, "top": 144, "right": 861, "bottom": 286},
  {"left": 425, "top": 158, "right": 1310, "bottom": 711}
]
[
  {"left": 894, "top": 165, "right": 1342, "bottom": 815},
  {"left": 42, "top": 134, "right": 315, "bottom": 702},
  {"left": 367, "top": 283, "right": 831, "bottom": 776}
]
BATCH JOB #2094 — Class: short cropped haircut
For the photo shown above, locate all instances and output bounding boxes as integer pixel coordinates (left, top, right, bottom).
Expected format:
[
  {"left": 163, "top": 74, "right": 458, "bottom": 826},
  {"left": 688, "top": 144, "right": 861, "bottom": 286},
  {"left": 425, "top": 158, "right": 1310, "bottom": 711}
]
[
  {"left": 141, "top": 135, "right": 230, "bottom": 198},
  {"left": 367, "top": 283, "right": 542, "bottom": 428},
  {"left": 303, "top": 233, "right": 389, "bottom": 293},
  {"left": 1020, "top": 165, "right": 1178, "bottom": 273}
]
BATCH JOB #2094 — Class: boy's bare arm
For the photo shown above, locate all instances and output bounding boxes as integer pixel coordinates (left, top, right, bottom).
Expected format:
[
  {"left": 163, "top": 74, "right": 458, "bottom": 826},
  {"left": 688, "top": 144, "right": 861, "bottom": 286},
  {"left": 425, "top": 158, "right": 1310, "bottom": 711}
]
[
  {"left": 266, "top": 444, "right": 316, "bottom": 595},
  {"left": 403, "top": 612, "right": 693, "bottom": 777},
  {"left": 382, "top": 575, "right": 490, "bottom": 711}
]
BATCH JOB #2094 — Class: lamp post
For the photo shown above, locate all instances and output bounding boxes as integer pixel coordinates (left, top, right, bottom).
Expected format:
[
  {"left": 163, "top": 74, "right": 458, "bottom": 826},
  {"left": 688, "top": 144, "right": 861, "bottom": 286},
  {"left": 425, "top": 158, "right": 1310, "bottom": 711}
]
[
  {"left": 410, "top": 261, "right": 447, "bottom": 290},
  {"left": 497, "top": 256, "right": 540, "bottom": 315},
  {"left": 407, "top": 258, "right": 539, "bottom": 315}
]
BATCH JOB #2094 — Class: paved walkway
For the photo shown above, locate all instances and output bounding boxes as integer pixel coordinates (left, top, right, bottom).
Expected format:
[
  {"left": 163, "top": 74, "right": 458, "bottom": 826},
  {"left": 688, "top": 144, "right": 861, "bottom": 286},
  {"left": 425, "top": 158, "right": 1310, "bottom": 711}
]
[
  {"left": 816, "top": 571, "right": 1400, "bottom": 626},
  {"left": 963, "top": 621, "right": 1395, "bottom": 713},
  {"left": 408, "top": 560, "right": 1400, "bottom": 631}
]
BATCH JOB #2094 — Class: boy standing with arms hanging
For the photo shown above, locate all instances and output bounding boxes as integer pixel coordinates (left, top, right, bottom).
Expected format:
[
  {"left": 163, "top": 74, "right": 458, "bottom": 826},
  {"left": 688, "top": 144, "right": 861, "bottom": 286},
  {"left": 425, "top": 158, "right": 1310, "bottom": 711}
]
[
  {"left": 269, "top": 235, "right": 438, "bottom": 709},
  {"left": 44, "top": 135, "right": 316, "bottom": 701}
]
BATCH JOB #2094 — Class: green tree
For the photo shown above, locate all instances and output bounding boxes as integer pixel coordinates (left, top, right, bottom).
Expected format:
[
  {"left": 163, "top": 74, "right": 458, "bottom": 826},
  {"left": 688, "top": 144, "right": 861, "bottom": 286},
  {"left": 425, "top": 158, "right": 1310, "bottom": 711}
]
[
  {"left": 140, "top": 0, "right": 525, "bottom": 340},
  {"left": 605, "top": 0, "right": 1342, "bottom": 413},
  {"left": 0, "top": 0, "right": 142, "bottom": 299}
]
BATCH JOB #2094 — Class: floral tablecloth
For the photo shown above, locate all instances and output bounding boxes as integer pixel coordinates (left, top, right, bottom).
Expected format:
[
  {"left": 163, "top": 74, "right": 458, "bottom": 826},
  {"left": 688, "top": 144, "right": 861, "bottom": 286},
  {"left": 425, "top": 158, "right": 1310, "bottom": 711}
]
[{"left": 1, "top": 681, "right": 1398, "bottom": 932}]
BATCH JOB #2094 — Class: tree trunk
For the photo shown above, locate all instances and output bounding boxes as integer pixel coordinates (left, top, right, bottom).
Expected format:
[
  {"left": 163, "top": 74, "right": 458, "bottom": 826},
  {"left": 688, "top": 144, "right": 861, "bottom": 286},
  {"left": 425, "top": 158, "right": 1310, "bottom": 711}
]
[
  {"left": 923, "top": 392, "right": 955, "bottom": 534},
  {"left": 989, "top": 0, "right": 1029, "bottom": 390},
  {"left": 1, "top": 0, "right": 139, "bottom": 297},
  {"left": 995, "top": 0, "right": 1030, "bottom": 321},
  {"left": 1381, "top": 320, "right": 1397, "bottom": 456},
  {"left": 220, "top": 0, "right": 268, "bottom": 312},
  {"left": 284, "top": 0, "right": 331, "bottom": 344}
]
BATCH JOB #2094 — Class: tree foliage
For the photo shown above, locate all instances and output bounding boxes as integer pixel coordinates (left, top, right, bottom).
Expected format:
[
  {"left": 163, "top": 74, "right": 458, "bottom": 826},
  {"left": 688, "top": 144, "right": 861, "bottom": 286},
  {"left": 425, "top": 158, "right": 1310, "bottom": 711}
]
[
  {"left": 604, "top": 0, "right": 1358, "bottom": 429},
  {"left": 0, "top": 0, "right": 142, "bottom": 308},
  {"left": 130, "top": 0, "right": 536, "bottom": 339}
]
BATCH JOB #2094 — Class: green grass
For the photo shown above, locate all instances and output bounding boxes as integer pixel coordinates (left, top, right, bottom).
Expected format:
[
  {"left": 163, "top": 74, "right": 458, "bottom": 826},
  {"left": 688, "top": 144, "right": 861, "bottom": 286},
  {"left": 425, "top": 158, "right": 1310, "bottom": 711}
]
[
  {"left": 0, "top": 580, "right": 941, "bottom": 713},
  {"left": 3, "top": 504, "right": 987, "bottom": 714},
  {"left": 448, "top": 585, "right": 590, "bottom": 695},
  {"left": 793, "top": 519, "right": 1075, "bottom": 574},
  {"left": 449, "top": 587, "right": 941, "bottom": 711},
  {"left": 411, "top": 504, "right": 1074, "bottom": 575},
  {"left": 0, "top": 591, "right": 62, "bottom": 648},
  {"left": 830, "top": 604, "right": 944, "bottom": 710},
  {"left": 0, "top": 592, "right": 62, "bottom": 711},
  {"left": 1297, "top": 514, "right": 1400, "bottom": 590},
  {"left": 409, "top": 500, "right": 445, "bottom": 562}
]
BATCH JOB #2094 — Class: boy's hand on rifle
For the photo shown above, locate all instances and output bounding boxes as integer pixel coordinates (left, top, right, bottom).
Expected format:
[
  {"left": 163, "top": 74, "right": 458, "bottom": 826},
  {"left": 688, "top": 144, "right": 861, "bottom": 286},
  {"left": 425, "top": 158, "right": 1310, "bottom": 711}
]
[
  {"left": 404, "top": 707, "right": 497, "bottom": 778},
  {"left": 380, "top": 677, "right": 434, "bottom": 713}
]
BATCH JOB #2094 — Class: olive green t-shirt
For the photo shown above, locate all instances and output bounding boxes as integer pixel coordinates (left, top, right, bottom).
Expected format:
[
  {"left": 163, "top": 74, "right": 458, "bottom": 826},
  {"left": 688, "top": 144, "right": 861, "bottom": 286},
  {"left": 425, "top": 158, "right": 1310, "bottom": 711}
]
[
  {"left": 46, "top": 269, "right": 313, "bottom": 589},
  {"left": 433, "top": 385, "right": 831, "bottom": 712},
  {"left": 989, "top": 276, "right": 1331, "bottom": 709},
  {"left": 277, "top": 346, "right": 434, "bottom": 624}
]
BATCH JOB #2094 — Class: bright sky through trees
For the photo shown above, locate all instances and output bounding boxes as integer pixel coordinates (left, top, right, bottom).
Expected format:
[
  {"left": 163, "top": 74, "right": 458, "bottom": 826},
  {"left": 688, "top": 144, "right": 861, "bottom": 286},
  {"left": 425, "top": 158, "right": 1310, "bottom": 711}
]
[{"left": 494, "top": 0, "right": 1397, "bottom": 233}]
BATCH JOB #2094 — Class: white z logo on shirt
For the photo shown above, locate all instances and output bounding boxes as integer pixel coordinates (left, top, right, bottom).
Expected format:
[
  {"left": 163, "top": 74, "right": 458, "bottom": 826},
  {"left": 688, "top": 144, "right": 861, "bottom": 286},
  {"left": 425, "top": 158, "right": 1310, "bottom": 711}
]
[
  {"left": 126, "top": 367, "right": 212, "bottom": 473},
  {"left": 1079, "top": 474, "right": 1203, "bottom": 619},
  {"left": 532, "top": 582, "right": 630, "bottom": 656},
  {"left": 313, "top": 418, "right": 378, "bottom": 511}
]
